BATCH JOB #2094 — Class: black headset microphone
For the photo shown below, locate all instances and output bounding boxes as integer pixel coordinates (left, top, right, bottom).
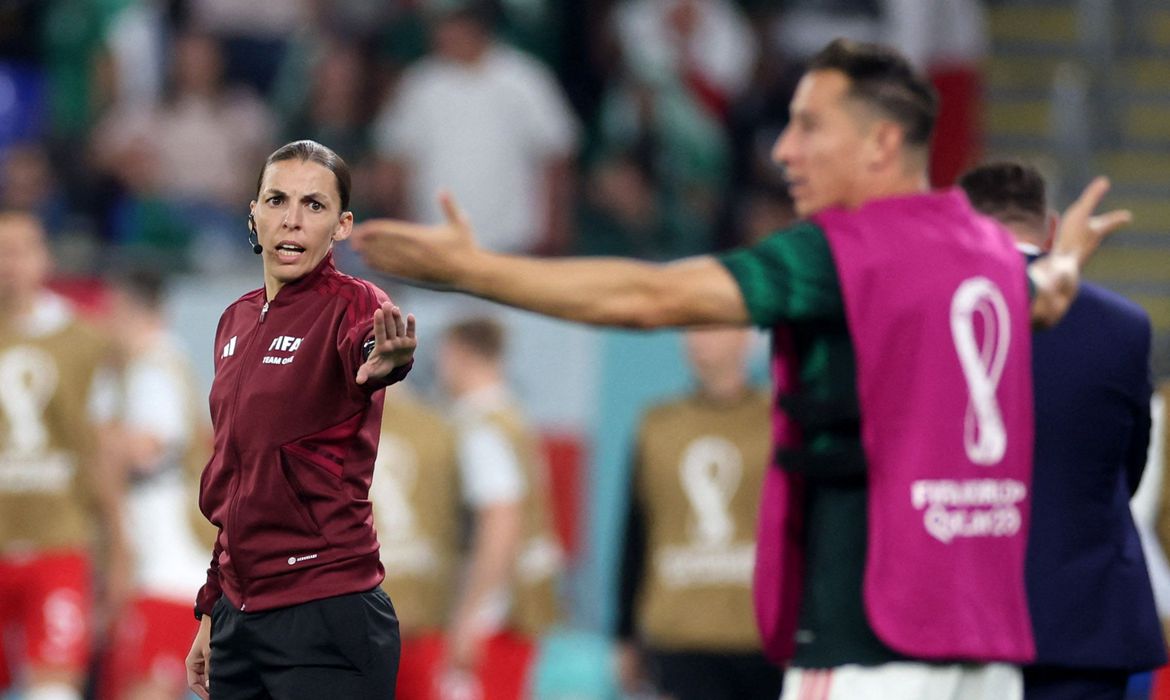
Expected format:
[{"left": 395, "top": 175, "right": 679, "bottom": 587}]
[{"left": 247, "top": 214, "right": 262, "bottom": 254}]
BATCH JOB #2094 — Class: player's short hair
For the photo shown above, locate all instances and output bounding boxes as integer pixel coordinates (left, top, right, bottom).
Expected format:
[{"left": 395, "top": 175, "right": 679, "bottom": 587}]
[
  {"left": 808, "top": 38, "right": 938, "bottom": 148},
  {"left": 958, "top": 161, "right": 1048, "bottom": 224},
  {"left": 256, "top": 140, "right": 351, "bottom": 211},
  {"left": 444, "top": 317, "right": 505, "bottom": 361}
]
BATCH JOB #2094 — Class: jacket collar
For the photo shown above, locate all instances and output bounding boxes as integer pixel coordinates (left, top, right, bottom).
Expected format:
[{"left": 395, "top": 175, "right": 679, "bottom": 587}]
[{"left": 267, "top": 250, "right": 337, "bottom": 306}]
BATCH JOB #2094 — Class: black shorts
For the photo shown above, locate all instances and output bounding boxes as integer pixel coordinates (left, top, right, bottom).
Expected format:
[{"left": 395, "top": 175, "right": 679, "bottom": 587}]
[{"left": 210, "top": 588, "right": 400, "bottom": 700}]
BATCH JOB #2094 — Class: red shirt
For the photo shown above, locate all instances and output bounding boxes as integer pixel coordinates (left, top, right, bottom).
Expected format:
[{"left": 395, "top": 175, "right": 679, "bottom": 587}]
[{"left": 195, "top": 253, "right": 410, "bottom": 616}]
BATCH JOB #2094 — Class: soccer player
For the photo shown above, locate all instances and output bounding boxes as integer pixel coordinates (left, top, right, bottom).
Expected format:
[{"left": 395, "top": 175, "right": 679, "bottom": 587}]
[
  {"left": 0, "top": 211, "right": 127, "bottom": 700},
  {"left": 371, "top": 386, "right": 462, "bottom": 699},
  {"left": 98, "top": 267, "right": 216, "bottom": 700},
  {"left": 352, "top": 39, "right": 1129, "bottom": 699},
  {"left": 617, "top": 328, "right": 781, "bottom": 700},
  {"left": 431, "top": 318, "right": 562, "bottom": 700}
]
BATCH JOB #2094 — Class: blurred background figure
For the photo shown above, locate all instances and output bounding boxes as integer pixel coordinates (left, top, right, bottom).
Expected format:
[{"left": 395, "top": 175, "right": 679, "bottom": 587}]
[
  {"left": 183, "top": 0, "right": 308, "bottom": 95},
  {"left": 616, "top": 327, "right": 779, "bottom": 700},
  {"left": 1133, "top": 381, "right": 1170, "bottom": 700},
  {"left": 433, "top": 317, "right": 564, "bottom": 700},
  {"left": 372, "top": 0, "right": 579, "bottom": 256},
  {"left": 95, "top": 266, "right": 214, "bottom": 700},
  {"left": 595, "top": 0, "right": 757, "bottom": 257},
  {"left": 0, "top": 211, "right": 125, "bottom": 700},
  {"left": 91, "top": 31, "right": 274, "bottom": 272},
  {"left": 371, "top": 384, "right": 462, "bottom": 700},
  {"left": 769, "top": 0, "right": 988, "bottom": 187},
  {"left": 0, "top": 143, "right": 69, "bottom": 240},
  {"left": 960, "top": 162, "right": 1165, "bottom": 700}
]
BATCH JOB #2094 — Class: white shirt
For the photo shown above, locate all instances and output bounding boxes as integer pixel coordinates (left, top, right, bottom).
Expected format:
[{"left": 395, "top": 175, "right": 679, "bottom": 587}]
[
  {"left": 451, "top": 383, "right": 527, "bottom": 507},
  {"left": 120, "top": 334, "right": 210, "bottom": 601},
  {"left": 375, "top": 44, "right": 579, "bottom": 253},
  {"left": 613, "top": 0, "right": 758, "bottom": 96}
]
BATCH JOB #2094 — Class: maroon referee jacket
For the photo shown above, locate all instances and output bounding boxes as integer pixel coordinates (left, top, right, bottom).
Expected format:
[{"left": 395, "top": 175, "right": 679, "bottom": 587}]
[{"left": 194, "top": 252, "right": 410, "bottom": 617}]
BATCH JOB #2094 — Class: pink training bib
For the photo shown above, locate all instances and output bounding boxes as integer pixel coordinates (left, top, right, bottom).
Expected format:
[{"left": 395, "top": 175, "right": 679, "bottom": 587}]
[{"left": 753, "top": 190, "right": 1035, "bottom": 663}]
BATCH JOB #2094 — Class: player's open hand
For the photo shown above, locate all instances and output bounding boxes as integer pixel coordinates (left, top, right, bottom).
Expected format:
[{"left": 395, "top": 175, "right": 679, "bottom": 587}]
[
  {"left": 1052, "top": 176, "right": 1132, "bottom": 266},
  {"left": 351, "top": 192, "right": 478, "bottom": 288},
  {"left": 356, "top": 302, "right": 416, "bottom": 385}
]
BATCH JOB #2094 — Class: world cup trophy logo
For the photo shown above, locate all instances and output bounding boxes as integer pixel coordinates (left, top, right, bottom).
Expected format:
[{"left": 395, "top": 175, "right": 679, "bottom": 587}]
[{"left": 950, "top": 276, "right": 1011, "bottom": 466}]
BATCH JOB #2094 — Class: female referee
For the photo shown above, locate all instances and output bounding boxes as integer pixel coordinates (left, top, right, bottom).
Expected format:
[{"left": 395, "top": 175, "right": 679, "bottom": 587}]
[{"left": 184, "top": 140, "right": 415, "bottom": 699}]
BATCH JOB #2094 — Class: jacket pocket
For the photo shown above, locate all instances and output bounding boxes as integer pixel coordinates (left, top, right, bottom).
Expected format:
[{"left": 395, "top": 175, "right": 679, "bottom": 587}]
[
  {"left": 231, "top": 452, "right": 330, "bottom": 579},
  {"left": 279, "top": 443, "right": 350, "bottom": 537}
]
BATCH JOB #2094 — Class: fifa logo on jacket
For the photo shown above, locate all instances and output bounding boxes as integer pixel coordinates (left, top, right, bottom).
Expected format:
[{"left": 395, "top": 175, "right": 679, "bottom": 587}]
[{"left": 262, "top": 336, "right": 304, "bottom": 365}]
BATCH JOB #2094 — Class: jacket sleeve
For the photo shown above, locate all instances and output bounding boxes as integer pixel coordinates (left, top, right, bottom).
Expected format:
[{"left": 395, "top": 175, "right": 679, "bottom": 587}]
[
  {"left": 1126, "top": 314, "right": 1154, "bottom": 496},
  {"left": 338, "top": 282, "right": 412, "bottom": 393},
  {"left": 194, "top": 537, "right": 223, "bottom": 619}
]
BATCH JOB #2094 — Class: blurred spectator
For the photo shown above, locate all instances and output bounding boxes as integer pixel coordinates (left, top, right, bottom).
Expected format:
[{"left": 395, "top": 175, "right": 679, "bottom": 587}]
[
  {"left": 41, "top": 0, "right": 123, "bottom": 142},
  {"left": 736, "top": 183, "right": 796, "bottom": 246},
  {"left": 92, "top": 31, "right": 274, "bottom": 270},
  {"left": 887, "top": 0, "right": 988, "bottom": 186},
  {"left": 616, "top": 328, "right": 780, "bottom": 700},
  {"left": 1139, "top": 383, "right": 1170, "bottom": 698},
  {"left": 575, "top": 150, "right": 669, "bottom": 259},
  {"left": 185, "top": 0, "right": 308, "bottom": 94},
  {"left": 1, "top": 142, "right": 70, "bottom": 237},
  {"left": 372, "top": 385, "right": 463, "bottom": 700},
  {"left": 612, "top": 0, "right": 757, "bottom": 121},
  {"left": 96, "top": 266, "right": 214, "bottom": 700},
  {"left": 373, "top": 0, "right": 579, "bottom": 255},
  {"left": 434, "top": 317, "right": 563, "bottom": 700},
  {"left": 0, "top": 211, "right": 126, "bottom": 700},
  {"left": 770, "top": 0, "right": 885, "bottom": 63},
  {"left": 770, "top": 0, "right": 988, "bottom": 186},
  {"left": 721, "top": 4, "right": 802, "bottom": 249},
  {"left": 103, "top": 0, "right": 167, "bottom": 108},
  {"left": 281, "top": 39, "right": 376, "bottom": 166},
  {"left": 595, "top": 0, "right": 757, "bottom": 257}
]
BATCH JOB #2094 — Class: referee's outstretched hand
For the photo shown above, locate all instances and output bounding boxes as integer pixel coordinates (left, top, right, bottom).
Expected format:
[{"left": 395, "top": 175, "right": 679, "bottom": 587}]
[
  {"left": 356, "top": 301, "right": 417, "bottom": 385},
  {"left": 351, "top": 191, "right": 478, "bottom": 289}
]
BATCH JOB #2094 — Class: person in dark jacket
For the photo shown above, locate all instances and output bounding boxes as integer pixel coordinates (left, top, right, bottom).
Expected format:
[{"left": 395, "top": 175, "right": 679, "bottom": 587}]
[
  {"left": 960, "top": 161, "right": 1166, "bottom": 700},
  {"left": 184, "top": 140, "right": 417, "bottom": 700}
]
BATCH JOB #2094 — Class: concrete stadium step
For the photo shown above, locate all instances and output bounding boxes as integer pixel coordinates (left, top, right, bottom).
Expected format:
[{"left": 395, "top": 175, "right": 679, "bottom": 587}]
[
  {"left": 1099, "top": 153, "right": 1170, "bottom": 188},
  {"left": 986, "top": 56, "right": 1066, "bottom": 91},
  {"left": 986, "top": 99, "right": 1051, "bottom": 139},
  {"left": 1122, "top": 58, "right": 1170, "bottom": 93},
  {"left": 988, "top": 5, "right": 1079, "bottom": 46},
  {"left": 1085, "top": 247, "right": 1170, "bottom": 285},
  {"left": 1147, "top": 7, "right": 1170, "bottom": 47},
  {"left": 1124, "top": 103, "right": 1170, "bottom": 142}
]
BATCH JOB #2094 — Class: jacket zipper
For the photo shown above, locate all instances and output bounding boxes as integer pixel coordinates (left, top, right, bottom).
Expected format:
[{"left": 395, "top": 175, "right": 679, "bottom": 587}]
[{"left": 223, "top": 298, "right": 270, "bottom": 611}]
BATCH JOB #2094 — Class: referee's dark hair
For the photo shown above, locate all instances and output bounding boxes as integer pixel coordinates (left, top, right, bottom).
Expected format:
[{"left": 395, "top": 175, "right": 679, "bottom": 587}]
[
  {"left": 257, "top": 140, "right": 352, "bottom": 212},
  {"left": 958, "top": 161, "right": 1048, "bottom": 228},
  {"left": 808, "top": 38, "right": 939, "bottom": 151},
  {"left": 444, "top": 317, "right": 505, "bottom": 362}
]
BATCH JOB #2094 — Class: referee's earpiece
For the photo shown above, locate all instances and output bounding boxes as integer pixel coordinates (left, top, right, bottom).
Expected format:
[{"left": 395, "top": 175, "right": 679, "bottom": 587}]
[{"left": 247, "top": 214, "right": 262, "bottom": 255}]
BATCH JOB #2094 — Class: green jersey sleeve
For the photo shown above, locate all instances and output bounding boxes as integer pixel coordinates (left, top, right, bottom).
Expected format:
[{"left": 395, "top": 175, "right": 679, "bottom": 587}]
[{"left": 718, "top": 222, "right": 844, "bottom": 327}]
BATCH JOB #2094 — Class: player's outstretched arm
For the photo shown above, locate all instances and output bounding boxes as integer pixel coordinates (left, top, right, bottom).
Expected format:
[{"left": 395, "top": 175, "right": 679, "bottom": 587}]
[
  {"left": 1028, "top": 177, "right": 1131, "bottom": 327},
  {"left": 351, "top": 193, "right": 751, "bottom": 329}
]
